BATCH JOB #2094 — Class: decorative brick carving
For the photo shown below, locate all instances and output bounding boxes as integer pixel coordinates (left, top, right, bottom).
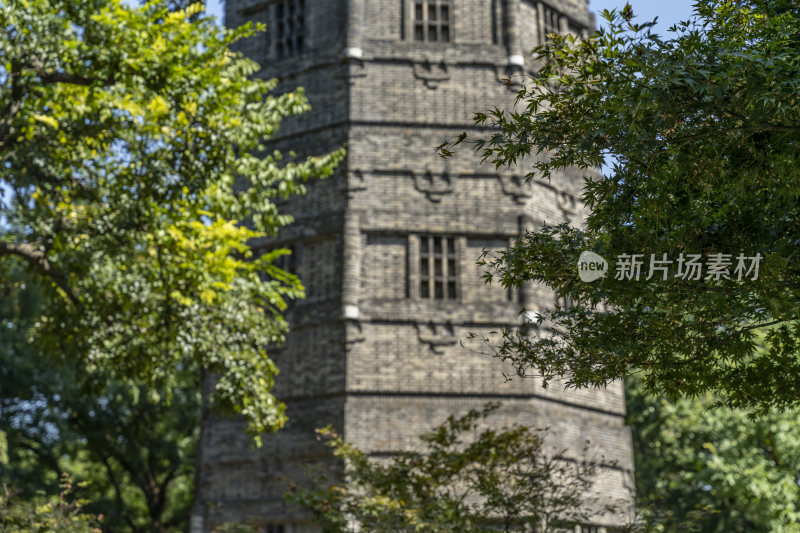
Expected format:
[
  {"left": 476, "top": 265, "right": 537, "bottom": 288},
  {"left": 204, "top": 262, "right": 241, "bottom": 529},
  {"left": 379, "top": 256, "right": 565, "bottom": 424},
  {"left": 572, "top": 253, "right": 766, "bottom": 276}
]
[
  {"left": 346, "top": 320, "right": 366, "bottom": 346},
  {"left": 349, "top": 58, "right": 367, "bottom": 84},
  {"left": 498, "top": 174, "right": 532, "bottom": 204},
  {"left": 412, "top": 60, "right": 450, "bottom": 89},
  {"left": 556, "top": 189, "right": 577, "bottom": 212},
  {"left": 415, "top": 321, "right": 457, "bottom": 354},
  {"left": 414, "top": 171, "right": 453, "bottom": 202},
  {"left": 346, "top": 169, "right": 367, "bottom": 198}
]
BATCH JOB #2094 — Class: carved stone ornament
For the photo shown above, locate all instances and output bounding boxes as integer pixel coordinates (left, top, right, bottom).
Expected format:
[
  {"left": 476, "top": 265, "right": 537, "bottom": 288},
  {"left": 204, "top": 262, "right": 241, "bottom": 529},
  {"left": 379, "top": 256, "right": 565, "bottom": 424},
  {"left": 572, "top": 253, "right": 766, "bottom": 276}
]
[
  {"left": 416, "top": 321, "right": 457, "bottom": 354},
  {"left": 346, "top": 319, "right": 366, "bottom": 346},
  {"left": 414, "top": 171, "right": 453, "bottom": 202},
  {"left": 346, "top": 170, "right": 368, "bottom": 198},
  {"left": 498, "top": 175, "right": 532, "bottom": 204},
  {"left": 556, "top": 189, "right": 577, "bottom": 212},
  {"left": 348, "top": 58, "right": 367, "bottom": 84},
  {"left": 413, "top": 60, "right": 450, "bottom": 89}
]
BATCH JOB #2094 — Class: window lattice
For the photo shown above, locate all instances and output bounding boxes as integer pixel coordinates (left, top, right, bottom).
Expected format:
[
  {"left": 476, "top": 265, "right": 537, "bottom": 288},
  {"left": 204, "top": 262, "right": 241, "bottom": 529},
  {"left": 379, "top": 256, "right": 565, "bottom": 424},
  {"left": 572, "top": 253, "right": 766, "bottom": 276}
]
[
  {"left": 554, "top": 292, "right": 573, "bottom": 310},
  {"left": 275, "top": 0, "right": 305, "bottom": 58},
  {"left": 567, "top": 20, "right": 585, "bottom": 37},
  {"left": 420, "top": 236, "right": 457, "bottom": 300},
  {"left": 539, "top": 3, "right": 586, "bottom": 41},
  {"left": 273, "top": 246, "right": 295, "bottom": 275},
  {"left": 541, "top": 4, "right": 561, "bottom": 38},
  {"left": 259, "top": 245, "right": 297, "bottom": 306},
  {"left": 413, "top": 0, "right": 452, "bottom": 42}
]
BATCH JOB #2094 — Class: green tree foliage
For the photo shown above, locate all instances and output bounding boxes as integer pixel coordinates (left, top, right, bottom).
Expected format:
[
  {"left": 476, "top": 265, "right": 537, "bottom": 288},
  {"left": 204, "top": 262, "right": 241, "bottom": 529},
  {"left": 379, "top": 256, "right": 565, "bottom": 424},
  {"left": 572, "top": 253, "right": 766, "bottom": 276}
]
[
  {"left": 627, "top": 376, "right": 800, "bottom": 532},
  {"left": 1, "top": 260, "right": 196, "bottom": 532},
  {"left": 287, "top": 405, "right": 622, "bottom": 533},
  {"left": 0, "top": 0, "right": 343, "bottom": 439},
  {"left": 439, "top": 0, "right": 800, "bottom": 409},
  {"left": 0, "top": 475, "right": 101, "bottom": 533}
]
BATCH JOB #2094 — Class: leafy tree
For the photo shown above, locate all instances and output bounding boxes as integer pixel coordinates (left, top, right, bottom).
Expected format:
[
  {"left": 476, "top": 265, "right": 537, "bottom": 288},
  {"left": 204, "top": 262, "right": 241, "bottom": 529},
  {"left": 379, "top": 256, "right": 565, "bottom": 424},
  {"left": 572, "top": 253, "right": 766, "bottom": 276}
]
[
  {"left": 0, "top": 475, "right": 101, "bottom": 533},
  {"left": 627, "top": 375, "right": 800, "bottom": 532},
  {"left": 0, "top": 0, "right": 342, "bottom": 439},
  {"left": 439, "top": 0, "right": 800, "bottom": 410},
  {"left": 0, "top": 261, "right": 197, "bottom": 532},
  {"left": 286, "top": 405, "right": 623, "bottom": 533}
]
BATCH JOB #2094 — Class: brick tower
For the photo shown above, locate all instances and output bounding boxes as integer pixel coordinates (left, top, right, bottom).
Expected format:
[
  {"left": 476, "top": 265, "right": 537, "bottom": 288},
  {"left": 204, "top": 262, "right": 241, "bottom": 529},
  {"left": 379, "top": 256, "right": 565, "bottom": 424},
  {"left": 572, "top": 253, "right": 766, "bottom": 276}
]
[{"left": 193, "top": 0, "right": 634, "bottom": 531}]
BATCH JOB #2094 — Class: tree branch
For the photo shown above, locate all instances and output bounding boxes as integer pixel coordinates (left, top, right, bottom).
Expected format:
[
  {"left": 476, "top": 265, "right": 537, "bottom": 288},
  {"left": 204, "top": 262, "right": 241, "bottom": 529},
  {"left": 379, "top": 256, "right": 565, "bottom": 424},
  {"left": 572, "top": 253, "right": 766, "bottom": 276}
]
[
  {"left": 0, "top": 241, "right": 81, "bottom": 308},
  {"left": 0, "top": 60, "right": 25, "bottom": 149},
  {"left": 97, "top": 453, "right": 141, "bottom": 533},
  {"left": 739, "top": 318, "right": 794, "bottom": 332},
  {"left": 16, "top": 438, "right": 65, "bottom": 482},
  {"left": 0, "top": 54, "right": 116, "bottom": 148},
  {"left": 28, "top": 54, "right": 114, "bottom": 88}
]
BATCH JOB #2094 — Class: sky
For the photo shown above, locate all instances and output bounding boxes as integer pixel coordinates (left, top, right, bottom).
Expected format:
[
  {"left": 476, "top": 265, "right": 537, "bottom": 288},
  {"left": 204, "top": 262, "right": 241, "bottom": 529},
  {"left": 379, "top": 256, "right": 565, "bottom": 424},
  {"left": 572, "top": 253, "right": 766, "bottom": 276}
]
[
  {"left": 204, "top": 0, "right": 698, "bottom": 34},
  {"left": 589, "top": 0, "right": 696, "bottom": 31}
]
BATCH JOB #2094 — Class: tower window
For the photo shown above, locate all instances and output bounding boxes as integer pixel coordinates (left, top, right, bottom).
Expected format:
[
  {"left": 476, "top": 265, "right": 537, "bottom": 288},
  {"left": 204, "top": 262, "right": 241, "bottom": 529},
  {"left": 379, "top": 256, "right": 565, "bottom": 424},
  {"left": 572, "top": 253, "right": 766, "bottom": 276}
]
[
  {"left": 273, "top": 246, "right": 296, "bottom": 275},
  {"left": 537, "top": 3, "right": 586, "bottom": 42},
  {"left": 274, "top": 0, "right": 305, "bottom": 58},
  {"left": 259, "top": 245, "right": 298, "bottom": 293},
  {"left": 541, "top": 4, "right": 561, "bottom": 38},
  {"left": 554, "top": 291, "right": 573, "bottom": 310},
  {"left": 413, "top": 0, "right": 452, "bottom": 42},
  {"left": 419, "top": 236, "right": 457, "bottom": 300}
]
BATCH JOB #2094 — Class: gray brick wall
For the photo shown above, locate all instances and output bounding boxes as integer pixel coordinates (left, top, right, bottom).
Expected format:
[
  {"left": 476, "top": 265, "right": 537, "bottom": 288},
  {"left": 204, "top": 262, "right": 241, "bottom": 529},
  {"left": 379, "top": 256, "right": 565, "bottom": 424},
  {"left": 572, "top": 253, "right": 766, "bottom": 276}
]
[{"left": 194, "top": 1, "right": 634, "bottom": 530}]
